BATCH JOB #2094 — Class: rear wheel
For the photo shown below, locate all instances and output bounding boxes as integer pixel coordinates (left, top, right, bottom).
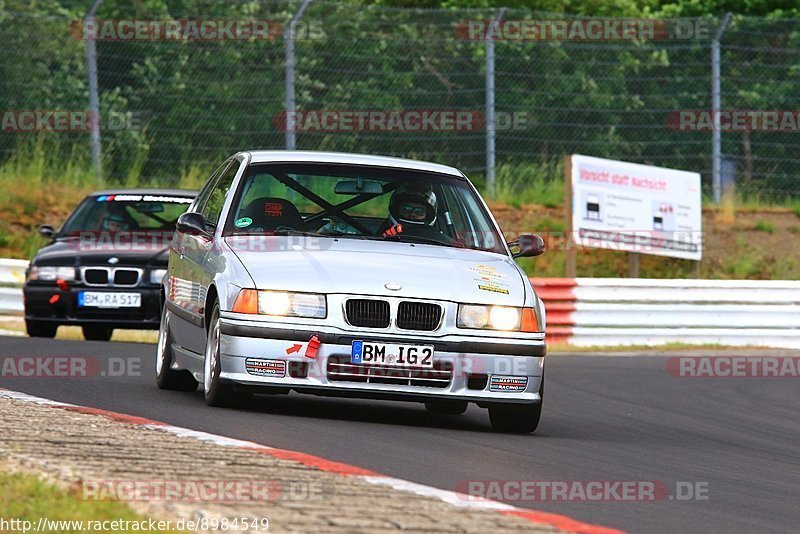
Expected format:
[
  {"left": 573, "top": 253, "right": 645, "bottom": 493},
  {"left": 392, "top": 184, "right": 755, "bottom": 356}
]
[
  {"left": 25, "top": 321, "right": 57, "bottom": 338},
  {"left": 488, "top": 374, "right": 544, "bottom": 434},
  {"left": 425, "top": 400, "right": 468, "bottom": 415},
  {"left": 82, "top": 326, "right": 113, "bottom": 341},
  {"left": 203, "top": 303, "right": 249, "bottom": 407},
  {"left": 156, "top": 306, "right": 197, "bottom": 392}
]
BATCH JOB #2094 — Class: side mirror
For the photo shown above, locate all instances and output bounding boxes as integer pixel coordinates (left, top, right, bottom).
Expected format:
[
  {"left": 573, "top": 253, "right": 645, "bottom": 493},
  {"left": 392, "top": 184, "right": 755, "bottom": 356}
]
[
  {"left": 509, "top": 233, "right": 545, "bottom": 258},
  {"left": 38, "top": 225, "right": 56, "bottom": 239},
  {"left": 176, "top": 212, "right": 210, "bottom": 236}
]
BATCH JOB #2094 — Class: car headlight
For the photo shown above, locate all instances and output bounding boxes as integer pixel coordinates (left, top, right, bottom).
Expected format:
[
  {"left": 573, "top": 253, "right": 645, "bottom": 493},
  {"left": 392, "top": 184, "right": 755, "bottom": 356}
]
[
  {"left": 457, "top": 304, "right": 539, "bottom": 332},
  {"left": 232, "top": 289, "right": 326, "bottom": 318},
  {"left": 27, "top": 266, "right": 76, "bottom": 282},
  {"left": 149, "top": 268, "right": 167, "bottom": 285}
]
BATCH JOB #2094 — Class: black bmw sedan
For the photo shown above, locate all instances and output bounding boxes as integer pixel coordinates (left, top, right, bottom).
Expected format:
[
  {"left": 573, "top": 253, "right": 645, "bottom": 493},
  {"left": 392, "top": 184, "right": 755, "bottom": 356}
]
[{"left": 23, "top": 189, "right": 196, "bottom": 340}]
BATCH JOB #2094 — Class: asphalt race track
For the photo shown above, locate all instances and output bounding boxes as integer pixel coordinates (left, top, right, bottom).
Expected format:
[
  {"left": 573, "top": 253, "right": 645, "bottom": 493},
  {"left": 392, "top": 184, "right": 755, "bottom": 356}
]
[{"left": 1, "top": 335, "right": 798, "bottom": 534}]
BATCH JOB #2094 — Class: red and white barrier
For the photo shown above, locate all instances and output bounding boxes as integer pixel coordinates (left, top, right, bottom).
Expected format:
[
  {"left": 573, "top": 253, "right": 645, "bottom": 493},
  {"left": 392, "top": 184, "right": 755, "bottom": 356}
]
[
  {"left": 0, "top": 259, "right": 27, "bottom": 314},
  {"left": 532, "top": 278, "right": 800, "bottom": 349},
  {"left": 0, "top": 258, "right": 28, "bottom": 285},
  {"left": 1, "top": 257, "right": 798, "bottom": 348}
]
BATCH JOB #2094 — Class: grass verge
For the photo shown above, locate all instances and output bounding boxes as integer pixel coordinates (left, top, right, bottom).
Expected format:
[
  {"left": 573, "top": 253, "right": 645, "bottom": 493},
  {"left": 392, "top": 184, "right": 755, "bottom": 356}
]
[
  {"left": 546, "top": 342, "right": 772, "bottom": 353},
  {"left": 0, "top": 318, "right": 158, "bottom": 344},
  {"left": 2, "top": 150, "right": 800, "bottom": 278},
  {"left": 0, "top": 469, "right": 184, "bottom": 533}
]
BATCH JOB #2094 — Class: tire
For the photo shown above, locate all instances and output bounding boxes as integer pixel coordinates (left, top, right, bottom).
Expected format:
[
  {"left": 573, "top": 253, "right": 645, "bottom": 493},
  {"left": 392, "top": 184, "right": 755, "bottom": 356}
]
[
  {"left": 156, "top": 306, "right": 198, "bottom": 392},
  {"left": 203, "top": 303, "right": 249, "bottom": 407},
  {"left": 488, "top": 374, "right": 544, "bottom": 434},
  {"left": 425, "top": 400, "right": 468, "bottom": 415},
  {"left": 82, "top": 326, "right": 113, "bottom": 341},
  {"left": 25, "top": 320, "right": 57, "bottom": 338}
]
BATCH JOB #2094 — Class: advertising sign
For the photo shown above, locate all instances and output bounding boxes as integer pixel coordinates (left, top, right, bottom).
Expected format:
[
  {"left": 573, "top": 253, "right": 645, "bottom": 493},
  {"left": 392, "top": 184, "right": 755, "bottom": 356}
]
[{"left": 569, "top": 155, "right": 702, "bottom": 260}]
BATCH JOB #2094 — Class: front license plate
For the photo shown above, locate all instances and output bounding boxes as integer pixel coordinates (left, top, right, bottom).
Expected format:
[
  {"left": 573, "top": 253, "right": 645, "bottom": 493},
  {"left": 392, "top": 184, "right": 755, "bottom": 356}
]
[
  {"left": 78, "top": 291, "right": 141, "bottom": 308},
  {"left": 351, "top": 340, "right": 434, "bottom": 368}
]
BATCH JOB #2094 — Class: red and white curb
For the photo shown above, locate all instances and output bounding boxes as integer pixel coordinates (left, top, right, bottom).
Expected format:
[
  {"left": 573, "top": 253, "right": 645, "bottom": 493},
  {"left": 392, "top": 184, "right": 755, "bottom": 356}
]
[{"left": 0, "top": 387, "right": 623, "bottom": 534}]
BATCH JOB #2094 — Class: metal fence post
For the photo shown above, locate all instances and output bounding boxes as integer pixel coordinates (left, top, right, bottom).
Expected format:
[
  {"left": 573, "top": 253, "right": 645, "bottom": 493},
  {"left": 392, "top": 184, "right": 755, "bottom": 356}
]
[
  {"left": 485, "top": 8, "right": 506, "bottom": 197},
  {"left": 85, "top": 0, "right": 104, "bottom": 187},
  {"left": 285, "top": 0, "right": 313, "bottom": 150},
  {"left": 711, "top": 13, "right": 732, "bottom": 203}
]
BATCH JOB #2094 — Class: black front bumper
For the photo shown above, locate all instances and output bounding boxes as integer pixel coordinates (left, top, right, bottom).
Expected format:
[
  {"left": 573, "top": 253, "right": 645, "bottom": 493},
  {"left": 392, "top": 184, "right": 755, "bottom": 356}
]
[{"left": 23, "top": 284, "right": 161, "bottom": 329}]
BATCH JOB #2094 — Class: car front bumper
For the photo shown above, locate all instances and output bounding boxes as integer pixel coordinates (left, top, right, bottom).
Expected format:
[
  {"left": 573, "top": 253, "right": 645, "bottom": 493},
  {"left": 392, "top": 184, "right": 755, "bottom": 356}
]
[
  {"left": 218, "top": 315, "right": 546, "bottom": 405},
  {"left": 23, "top": 284, "right": 162, "bottom": 329}
]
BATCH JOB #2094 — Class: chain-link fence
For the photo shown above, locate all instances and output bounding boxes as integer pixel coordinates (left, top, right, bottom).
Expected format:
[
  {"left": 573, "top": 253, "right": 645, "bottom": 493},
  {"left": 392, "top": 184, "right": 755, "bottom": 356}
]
[{"left": 2, "top": 1, "right": 800, "bottom": 199}]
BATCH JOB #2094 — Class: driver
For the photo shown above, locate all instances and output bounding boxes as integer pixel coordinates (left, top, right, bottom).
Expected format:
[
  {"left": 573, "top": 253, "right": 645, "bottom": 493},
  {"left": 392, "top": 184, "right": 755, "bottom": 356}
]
[
  {"left": 381, "top": 186, "right": 439, "bottom": 237},
  {"left": 101, "top": 210, "right": 130, "bottom": 232}
]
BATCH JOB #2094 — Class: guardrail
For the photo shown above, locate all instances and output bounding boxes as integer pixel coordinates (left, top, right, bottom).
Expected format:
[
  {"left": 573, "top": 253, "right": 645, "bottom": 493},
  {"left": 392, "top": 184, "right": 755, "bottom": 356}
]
[
  {"left": 0, "top": 259, "right": 798, "bottom": 348},
  {"left": 0, "top": 259, "right": 27, "bottom": 315},
  {"left": 0, "top": 259, "right": 27, "bottom": 285},
  {"left": 532, "top": 278, "right": 800, "bottom": 349}
]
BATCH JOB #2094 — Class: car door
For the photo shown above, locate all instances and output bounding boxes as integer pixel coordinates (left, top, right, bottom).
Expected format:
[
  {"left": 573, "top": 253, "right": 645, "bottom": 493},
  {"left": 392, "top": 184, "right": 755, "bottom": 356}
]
[
  {"left": 168, "top": 159, "right": 231, "bottom": 355},
  {"left": 182, "top": 159, "right": 241, "bottom": 355}
]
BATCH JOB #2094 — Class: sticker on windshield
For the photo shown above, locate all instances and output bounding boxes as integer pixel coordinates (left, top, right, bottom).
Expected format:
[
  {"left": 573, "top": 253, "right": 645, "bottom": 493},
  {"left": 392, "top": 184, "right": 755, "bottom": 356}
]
[
  {"left": 95, "top": 194, "right": 192, "bottom": 204},
  {"left": 235, "top": 217, "right": 252, "bottom": 228}
]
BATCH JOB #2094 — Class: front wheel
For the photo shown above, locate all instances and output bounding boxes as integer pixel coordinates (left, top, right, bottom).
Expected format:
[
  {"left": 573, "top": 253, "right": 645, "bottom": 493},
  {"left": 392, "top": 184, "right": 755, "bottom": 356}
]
[
  {"left": 26, "top": 320, "right": 57, "bottom": 338},
  {"left": 425, "top": 400, "right": 468, "bottom": 415},
  {"left": 488, "top": 374, "right": 544, "bottom": 434},
  {"left": 488, "top": 402, "right": 543, "bottom": 434},
  {"left": 156, "top": 306, "right": 197, "bottom": 392},
  {"left": 203, "top": 303, "right": 249, "bottom": 407},
  {"left": 82, "top": 326, "right": 113, "bottom": 341}
]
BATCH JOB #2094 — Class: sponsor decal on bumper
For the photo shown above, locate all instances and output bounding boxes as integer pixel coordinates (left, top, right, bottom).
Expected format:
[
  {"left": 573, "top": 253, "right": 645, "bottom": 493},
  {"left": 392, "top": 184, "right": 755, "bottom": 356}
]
[
  {"left": 245, "top": 359, "right": 286, "bottom": 377},
  {"left": 490, "top": 375, "right": 528, "bottom": 392}
]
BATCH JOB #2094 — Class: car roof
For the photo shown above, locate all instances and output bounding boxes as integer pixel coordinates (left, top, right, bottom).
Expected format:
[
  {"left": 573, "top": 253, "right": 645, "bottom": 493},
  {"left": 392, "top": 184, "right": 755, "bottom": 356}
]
[
  {"left": 244, "top": 151, "right": 465, "bottom": 178},
  {"left": 88, "top": 188, "right": 197, "bottom": 197}
]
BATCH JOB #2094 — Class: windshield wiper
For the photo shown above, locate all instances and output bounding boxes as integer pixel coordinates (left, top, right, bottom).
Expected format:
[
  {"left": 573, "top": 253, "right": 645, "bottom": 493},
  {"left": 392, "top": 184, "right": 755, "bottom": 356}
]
[
  {"left": 266, "top": 231, "right": 466, "bottom": 250},
  {"left": 274, "top": 229, "right": 380, "bottom": 239},
  {"left": 381, "top": 234, "right": 466, "bottom": 248},
  {"left": 269, "top": 229, "right": 325, "bottom": 237}
]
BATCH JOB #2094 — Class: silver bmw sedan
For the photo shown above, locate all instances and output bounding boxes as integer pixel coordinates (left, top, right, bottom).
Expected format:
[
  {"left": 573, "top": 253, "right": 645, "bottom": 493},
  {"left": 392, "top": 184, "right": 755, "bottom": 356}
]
[{"left": 157, "top": 151, "right": 546, "bottom": 433}]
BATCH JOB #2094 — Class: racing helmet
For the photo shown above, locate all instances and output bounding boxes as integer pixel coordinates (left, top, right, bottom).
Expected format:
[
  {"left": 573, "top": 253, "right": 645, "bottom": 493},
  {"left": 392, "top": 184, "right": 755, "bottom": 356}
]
[
  {"left": 102, "top": 211, "right": 129, "bottom": 231},
  {"left": 388, "top": 186, "right": 438, "bottom": 226}
]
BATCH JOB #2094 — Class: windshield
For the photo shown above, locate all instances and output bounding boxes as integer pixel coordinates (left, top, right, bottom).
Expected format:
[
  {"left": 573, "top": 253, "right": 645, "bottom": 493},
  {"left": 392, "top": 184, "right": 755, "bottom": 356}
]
[
  {"left": 59, "top": 194, "right": 194, "bottom": 235},
  {"left": 223, "top": 163, "right": 505, "bottom": 254}
]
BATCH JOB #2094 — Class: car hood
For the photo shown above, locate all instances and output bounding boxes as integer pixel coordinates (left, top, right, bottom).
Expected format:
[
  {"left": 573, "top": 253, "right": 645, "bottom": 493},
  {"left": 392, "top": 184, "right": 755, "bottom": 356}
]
[
  {"left": 225, "top": 237, "right": 527, "bottom": 305},
  {"left": 33, "top": 237, "right": 170, "bottom": 267}
]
